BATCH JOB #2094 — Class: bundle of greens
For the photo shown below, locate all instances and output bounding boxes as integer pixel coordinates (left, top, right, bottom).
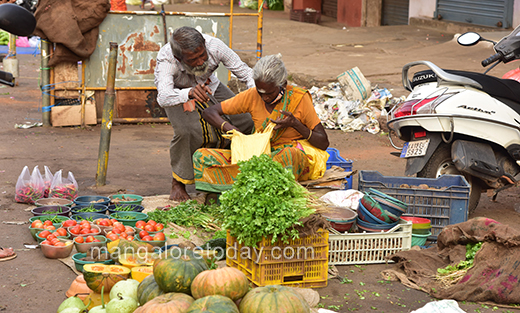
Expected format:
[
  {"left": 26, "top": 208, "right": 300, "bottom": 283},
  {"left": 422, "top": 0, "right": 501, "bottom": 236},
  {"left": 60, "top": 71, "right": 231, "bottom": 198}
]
[
  {"left": 219, "top": 154, "right": 315, "bottom": 247},
  {"left": 436, "top": 241, "right": 483, "bottom": 286},
  {"left": 146, "top": 200, "right": 221, "bottom": 231}
]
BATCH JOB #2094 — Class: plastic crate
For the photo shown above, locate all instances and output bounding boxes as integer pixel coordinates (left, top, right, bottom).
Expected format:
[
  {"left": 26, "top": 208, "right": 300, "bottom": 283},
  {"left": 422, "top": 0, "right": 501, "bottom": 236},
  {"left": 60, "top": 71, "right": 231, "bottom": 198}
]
[
  {"left": 226, "top": 230, "right": 328, "bottom": 288},
  {"left": 326, "top": 147, "right": 353, "bottom": 189},
  {"left": 358, "top": 171, "right": 470, "bottom": 239},
  {"left": 328, "top": 219, "right": 412, "bottom": 265},
  {"left": 290, "top": 9, "right": 321, "bottom": 24}
]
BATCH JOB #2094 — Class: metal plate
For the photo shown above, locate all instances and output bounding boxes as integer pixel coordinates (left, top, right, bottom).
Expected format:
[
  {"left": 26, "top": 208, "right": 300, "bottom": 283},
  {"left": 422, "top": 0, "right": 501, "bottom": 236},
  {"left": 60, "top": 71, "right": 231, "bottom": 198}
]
[{"left": 400, "top": 139, "right": 430, "bottom": 158}]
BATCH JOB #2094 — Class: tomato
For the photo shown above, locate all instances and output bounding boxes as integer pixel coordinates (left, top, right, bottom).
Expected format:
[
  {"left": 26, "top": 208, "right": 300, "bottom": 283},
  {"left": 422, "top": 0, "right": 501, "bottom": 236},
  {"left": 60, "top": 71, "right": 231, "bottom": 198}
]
[
  {"left": 85, "top": 236, "right": 95, "bottom": 243},
  {"left": 112, "top": 228, "right": 122, "bottom": 234},
  {"left": 93, "top": 239, "right": 101, "bottom": 242},
  {"left": 144, "top": 224, "right": 154, "bottom": 232},
  {"left": 114, "top": 223, "right": 125, "bottom": 232},
  {"left": 54, "top": 242, "right": 66, "bottom": 247},
  {"left": 110, "top": 219, "right": 117, "bottom": 225},
  {"left": 47, "top": 234, "right": 57, "bottom": 241},
  {"left": 43, "top": 220, "right": 53, "bottom": 226},
  {"left": 74, "top": 236, "right": 84, "bottom": 243},
  {"left": 107, "top": 233, "right": 118, "bottom": 241},
  {"left": 141, "top": 235, "right": 153, "bottom": 241},
  {"left": 99, "top": 219, "right": 109, "bottom": 226},
  {"left": 89, "top": 228, "right": 99, "bottom": 234},
  {"left": 127, "top": 236, "right": 134, "bottom": 241},
  {"left": 70, "top": 225, "right": 81, "bottom": 235},
  {"left": 146, "top": 220, "right": 157, "bottom": 227},
  {"left": 135, "top": 220, "right": 146, "bottom": 229},
  {"left": 31, "top": 220, "right": 44, "bottom": 228},
  {"left": 39, "top": 230, "right": 52, "bottom": 239},
  {"left": 119, "top": 232, "right": 128, "bottom": 239},
  {"left": 56, "top": 228, "right": 68, "bottom": 237},
  {"left": 62, "top": 220, "right": 77, "bottom": 227},
  {"left": 153, "top": 232, "right": 165, "bottom": 241},
  {"left": 80, "top": 229, "right": 91, "bottom": 235},
  {"left": 139, "top": 230, "right": 149, "bottom": 238},
  {"left": 154, "top": 223, "right": 164, "bottom": 231},
  {"left": 41, "top": 240, "right": 51, "bottom": 245},
  {"left": 50, "top": 238, "right": 61, "bottom": 245},
  {"left": 44, "top": 225, "right": 56, "bottom": 231},
  {"left": 80, "top": 223, "right": 91, "bottom": 230}
]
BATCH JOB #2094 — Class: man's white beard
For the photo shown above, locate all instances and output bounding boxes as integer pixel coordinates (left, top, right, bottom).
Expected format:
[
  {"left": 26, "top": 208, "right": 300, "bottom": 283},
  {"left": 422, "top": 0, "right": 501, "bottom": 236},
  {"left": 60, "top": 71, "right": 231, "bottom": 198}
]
[{"left": 183, "top": 60, "right": 209, "bottom": 77}]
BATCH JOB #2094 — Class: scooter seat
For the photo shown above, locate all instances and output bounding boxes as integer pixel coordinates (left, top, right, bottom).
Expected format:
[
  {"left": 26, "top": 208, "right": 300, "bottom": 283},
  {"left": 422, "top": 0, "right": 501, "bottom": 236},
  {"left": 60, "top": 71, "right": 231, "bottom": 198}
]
[{"left": 412, "top": 69, "right": 520, "bottom": 105}]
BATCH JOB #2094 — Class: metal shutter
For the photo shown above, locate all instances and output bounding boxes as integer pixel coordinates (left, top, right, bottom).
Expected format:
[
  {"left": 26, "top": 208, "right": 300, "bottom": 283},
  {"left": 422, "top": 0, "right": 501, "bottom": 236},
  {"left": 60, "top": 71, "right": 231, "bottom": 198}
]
[
  {"left": 435, "top": 0, "right": 513, "bottom": 28},
  {"left": 322, "top": 0, "right": 337, "bottom": 18},
  {"left": 382, "top": 0, "right": 409, "bottom": 25}
]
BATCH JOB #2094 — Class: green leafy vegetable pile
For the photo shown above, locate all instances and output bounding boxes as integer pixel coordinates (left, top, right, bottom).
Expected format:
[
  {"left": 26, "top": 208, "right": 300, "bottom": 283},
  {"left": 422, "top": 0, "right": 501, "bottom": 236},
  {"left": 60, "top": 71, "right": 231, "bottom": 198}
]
[
  {"left": 436, "top": 241, "right": 483, "bottom": 286},
  {"left": 219, "top": 154, "right": 315, "bottom": 247},
  {"left": 146, "top": 200, "right": 221, "bottom": 231}
]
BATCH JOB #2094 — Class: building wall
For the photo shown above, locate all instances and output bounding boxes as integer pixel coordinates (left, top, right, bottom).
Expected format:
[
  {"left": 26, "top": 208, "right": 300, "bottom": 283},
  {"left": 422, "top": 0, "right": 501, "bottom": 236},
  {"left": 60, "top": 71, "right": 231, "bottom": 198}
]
[{"left": 514, "top": 0, "right": 520, "bottom": 27}]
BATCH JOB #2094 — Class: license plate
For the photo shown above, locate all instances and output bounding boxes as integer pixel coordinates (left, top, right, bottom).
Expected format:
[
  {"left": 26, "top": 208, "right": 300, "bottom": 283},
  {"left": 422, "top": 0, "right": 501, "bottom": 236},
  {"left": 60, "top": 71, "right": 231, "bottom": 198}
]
[{"left": 400, "top": 139, "right": 430, "bottom": 158}]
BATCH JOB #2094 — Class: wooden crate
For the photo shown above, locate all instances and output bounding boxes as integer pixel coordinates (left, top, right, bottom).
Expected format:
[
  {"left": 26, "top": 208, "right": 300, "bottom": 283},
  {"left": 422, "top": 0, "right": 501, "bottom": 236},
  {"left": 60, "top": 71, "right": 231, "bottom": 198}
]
[{"left": 51, "top": 100, "right": 97, "bottom": 127}]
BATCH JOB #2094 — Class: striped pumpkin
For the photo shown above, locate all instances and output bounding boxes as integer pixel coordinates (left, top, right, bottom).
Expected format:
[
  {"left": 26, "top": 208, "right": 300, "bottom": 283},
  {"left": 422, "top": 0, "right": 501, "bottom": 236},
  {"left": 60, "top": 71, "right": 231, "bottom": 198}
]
[
  {"left": 153, "top": 249, "right": 208, "bottom": 294},
  {"left": 239, "top": 285, "right": 310, "bottom": 313},
  {"left": 187, "top": 295, "right": 239, "bottom": 313}
]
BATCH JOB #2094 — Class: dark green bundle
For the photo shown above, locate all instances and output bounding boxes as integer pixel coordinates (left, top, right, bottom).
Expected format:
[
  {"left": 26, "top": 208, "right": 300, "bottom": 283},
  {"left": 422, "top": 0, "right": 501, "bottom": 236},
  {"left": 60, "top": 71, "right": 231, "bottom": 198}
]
[{"left": 220, "top": 154, "right": 315, "bottom": 247}]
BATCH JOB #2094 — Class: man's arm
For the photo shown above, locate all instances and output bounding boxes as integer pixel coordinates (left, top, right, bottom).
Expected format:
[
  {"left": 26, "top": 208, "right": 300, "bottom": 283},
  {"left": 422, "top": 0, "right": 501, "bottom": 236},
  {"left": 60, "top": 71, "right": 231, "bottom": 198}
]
[
  {"left": 154, "top": 45, "right": 192, "bottom": 107},
  {"left": 209, "top": 37, "right": 255, "bottom": 89}
]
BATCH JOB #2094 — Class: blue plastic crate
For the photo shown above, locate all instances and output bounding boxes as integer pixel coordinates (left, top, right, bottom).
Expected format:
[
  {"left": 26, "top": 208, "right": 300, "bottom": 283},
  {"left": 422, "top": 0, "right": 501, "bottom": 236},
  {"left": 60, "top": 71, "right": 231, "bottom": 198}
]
[
  {"left": 358, "top": 171, "right": 470, "bottom": 239},
  {"left": 326, "top": 148, "right": 353, "bottom": 189}
]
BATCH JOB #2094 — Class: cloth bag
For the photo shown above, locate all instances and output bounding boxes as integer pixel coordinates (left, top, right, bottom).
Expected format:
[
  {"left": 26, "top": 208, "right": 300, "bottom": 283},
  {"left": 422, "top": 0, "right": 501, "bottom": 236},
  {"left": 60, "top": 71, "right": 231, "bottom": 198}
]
[{"left": 223, "top": 123, "right": 275, "bottom": 164}]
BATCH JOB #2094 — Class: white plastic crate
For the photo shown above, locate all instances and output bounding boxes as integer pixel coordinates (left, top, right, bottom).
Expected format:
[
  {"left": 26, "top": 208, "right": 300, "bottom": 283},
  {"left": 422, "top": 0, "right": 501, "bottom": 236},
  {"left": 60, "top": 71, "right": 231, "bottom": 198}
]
[{"left": 328, "top": 219, "right": 412, "bottom": 265}]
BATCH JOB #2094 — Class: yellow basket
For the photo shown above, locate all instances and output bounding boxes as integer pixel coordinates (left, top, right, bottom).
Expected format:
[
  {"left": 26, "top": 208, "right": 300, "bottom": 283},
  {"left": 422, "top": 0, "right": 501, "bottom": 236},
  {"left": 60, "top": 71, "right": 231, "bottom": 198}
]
[{"left": 226, "top": 230, "right": 328, "bottom": 288}]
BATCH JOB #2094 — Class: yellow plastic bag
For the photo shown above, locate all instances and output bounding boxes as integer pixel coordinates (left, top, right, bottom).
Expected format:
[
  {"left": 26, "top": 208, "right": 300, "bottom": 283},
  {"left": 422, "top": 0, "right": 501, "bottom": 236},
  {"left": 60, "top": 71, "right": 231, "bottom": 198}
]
[
  {"left": 223, "top": 123, "right": 275, "bottom": 164},
  {"left": 297, "top": 140, "right": 329, "bottom": 180}
]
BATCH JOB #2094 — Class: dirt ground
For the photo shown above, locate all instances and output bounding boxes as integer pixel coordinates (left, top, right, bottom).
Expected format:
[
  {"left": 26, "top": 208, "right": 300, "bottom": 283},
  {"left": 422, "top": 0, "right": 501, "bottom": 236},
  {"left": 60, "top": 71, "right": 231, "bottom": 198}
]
[{"left": 2, "top": 4, "right": 520, "bottom": 313}]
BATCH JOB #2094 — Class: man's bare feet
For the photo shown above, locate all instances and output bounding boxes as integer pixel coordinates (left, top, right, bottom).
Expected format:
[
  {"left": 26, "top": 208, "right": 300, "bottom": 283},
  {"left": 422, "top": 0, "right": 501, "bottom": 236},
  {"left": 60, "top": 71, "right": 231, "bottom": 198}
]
[
  {"left": 0, "top": 247, "right": 16, "bottom": 261},
  {"left": 169, "top": 178, "right": 191, "bottom": 202}
]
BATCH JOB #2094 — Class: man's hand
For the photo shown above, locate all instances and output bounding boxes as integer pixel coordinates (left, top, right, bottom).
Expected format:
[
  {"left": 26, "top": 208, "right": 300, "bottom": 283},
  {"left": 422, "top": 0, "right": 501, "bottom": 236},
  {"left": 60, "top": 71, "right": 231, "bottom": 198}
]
[
  {"left": 270, "top": 110, "right": 298, "bottom": 130},
  {"left": 189, "top": 83, "right": 212, "bottom": 103}
]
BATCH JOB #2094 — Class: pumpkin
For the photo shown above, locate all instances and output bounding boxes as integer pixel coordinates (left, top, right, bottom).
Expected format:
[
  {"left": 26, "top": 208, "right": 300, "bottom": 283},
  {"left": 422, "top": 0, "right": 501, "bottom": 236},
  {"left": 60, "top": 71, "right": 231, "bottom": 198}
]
[
  {"left": 239, "top": 285, "right": 310, "bottom": 313},
  {"left": 137, "top": 275, "right": 165, "bottom": 305},
  {"left": 190, "top": 267, "right": 249, "bottom": 300},
  {"left": 131, "top": 266, "right": 154, "bottom": 283},
  {"left": 153, "top": 249, "right": 208, "bottom": 294},
  {"left": 135, "top": 292, "right": 194, "bottom": 313},
  {"left": 83, "top": 263, "right": 131, "bottom": 293},
  {"left": 187, "top": 295, "right": 239, "bottom": 313}
]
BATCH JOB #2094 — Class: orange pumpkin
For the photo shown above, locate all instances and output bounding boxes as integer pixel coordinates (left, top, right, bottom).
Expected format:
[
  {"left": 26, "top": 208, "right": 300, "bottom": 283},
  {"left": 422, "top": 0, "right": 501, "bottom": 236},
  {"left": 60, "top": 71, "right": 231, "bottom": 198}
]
[{"left": 190, "top": 267, "right": 250, "bottom": 301}]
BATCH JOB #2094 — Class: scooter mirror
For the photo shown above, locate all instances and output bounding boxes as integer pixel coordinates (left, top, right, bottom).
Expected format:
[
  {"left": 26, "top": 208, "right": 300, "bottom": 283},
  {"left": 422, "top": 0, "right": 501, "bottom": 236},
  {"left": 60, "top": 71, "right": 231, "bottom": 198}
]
[
  {"left": 0, "top": 3, "right": 36, "bottom": 37},
  {"left": 457, "top": 32, "right": 481, "bottom": 46}
]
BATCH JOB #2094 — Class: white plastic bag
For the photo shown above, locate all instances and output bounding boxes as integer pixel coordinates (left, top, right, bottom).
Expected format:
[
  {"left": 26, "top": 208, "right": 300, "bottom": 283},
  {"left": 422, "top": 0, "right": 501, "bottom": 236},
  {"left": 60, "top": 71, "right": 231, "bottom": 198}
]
[
  {"left": 411, "top": 300, "right": 467, "bottom": 313},
  {"left": 15, "top": 166, "right": 45, "bottom": 204},
  {"left": 43, "top": 166, "right": 53, "bottom": 198},
  {"left": 48, "top": 170, "right": 79, "bottom": 200},
  {"left": 319, "top": 189, "right": 364, "bottom": 211}
]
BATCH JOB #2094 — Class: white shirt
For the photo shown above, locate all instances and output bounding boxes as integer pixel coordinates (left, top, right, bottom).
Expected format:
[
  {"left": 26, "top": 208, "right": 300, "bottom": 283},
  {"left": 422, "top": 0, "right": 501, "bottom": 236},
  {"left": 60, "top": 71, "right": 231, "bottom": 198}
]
[{"left": 154, "top": 34, "right": 255, "bottom": 107}]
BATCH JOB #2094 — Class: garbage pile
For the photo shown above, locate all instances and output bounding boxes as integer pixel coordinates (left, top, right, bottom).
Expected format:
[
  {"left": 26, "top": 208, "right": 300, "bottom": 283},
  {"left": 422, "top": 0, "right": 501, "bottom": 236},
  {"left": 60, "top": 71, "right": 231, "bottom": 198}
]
[{"left": 310, "top": 67, "right": 405, "bottom": 134}]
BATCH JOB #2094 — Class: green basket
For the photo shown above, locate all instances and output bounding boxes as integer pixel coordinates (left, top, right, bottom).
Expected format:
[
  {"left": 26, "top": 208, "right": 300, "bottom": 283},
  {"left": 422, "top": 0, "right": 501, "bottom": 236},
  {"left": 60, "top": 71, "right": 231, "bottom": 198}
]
[
  {"left": 109, "top": 212, "right": 148, "bottom": 227},
  {"left": 110, "top": 194, "right": 143, "bottom": 205},
  {"left": 411, "top": 232, "right": 431, "bottom": 247}
]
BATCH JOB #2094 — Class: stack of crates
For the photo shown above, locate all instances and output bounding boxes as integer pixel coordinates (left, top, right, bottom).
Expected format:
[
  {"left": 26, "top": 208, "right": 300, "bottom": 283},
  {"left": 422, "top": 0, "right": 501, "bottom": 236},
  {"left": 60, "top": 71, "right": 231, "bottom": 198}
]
[
  {"left": 358, "top": 171, "right": 470, "bottom": 239},
  {"left": 326, "top": 147, "right": 353, "bottom": 189},
  {"left": 226, "top": 230, "right": 329, "bottom": 288}
]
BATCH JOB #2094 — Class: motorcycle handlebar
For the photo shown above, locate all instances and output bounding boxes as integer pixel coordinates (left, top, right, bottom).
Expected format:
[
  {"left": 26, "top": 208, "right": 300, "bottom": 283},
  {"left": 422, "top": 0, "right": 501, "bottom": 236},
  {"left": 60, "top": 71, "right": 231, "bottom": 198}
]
[{"left": 481, "top": 53, "right": 502, "bottom": 67}]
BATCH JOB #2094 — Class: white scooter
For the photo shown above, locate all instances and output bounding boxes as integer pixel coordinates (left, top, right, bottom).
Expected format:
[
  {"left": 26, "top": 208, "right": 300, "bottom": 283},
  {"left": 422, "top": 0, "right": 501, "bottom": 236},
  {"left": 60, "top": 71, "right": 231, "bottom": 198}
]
[{"left": 387, "top": 24, "right": 520, "bottom": 212}]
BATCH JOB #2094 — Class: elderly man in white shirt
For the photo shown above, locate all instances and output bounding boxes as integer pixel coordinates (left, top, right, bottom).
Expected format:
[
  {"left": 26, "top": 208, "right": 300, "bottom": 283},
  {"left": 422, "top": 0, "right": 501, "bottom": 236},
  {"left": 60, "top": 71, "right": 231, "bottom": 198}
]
[{"left": 154, "top": 26, "right": 254, "bottom": 202}]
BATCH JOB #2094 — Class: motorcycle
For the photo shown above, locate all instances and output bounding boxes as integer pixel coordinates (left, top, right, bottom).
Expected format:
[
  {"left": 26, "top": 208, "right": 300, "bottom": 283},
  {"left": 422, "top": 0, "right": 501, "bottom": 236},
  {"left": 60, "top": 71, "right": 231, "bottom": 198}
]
[
  {"left": 0, "top": 3, "right": 36, "bottom": 86},
  {"left": 387, "top": 24, "right": 520, "bottom": 212},
  {"left": 15, "top": 0, "right": 38, "bottom": 13}
]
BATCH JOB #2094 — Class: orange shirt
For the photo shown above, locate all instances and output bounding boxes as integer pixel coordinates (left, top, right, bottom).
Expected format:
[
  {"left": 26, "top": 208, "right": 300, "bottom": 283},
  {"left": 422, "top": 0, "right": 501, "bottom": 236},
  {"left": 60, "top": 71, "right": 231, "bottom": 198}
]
[{"left": 221, "top": 85, "right": 321, "bottom": 145}]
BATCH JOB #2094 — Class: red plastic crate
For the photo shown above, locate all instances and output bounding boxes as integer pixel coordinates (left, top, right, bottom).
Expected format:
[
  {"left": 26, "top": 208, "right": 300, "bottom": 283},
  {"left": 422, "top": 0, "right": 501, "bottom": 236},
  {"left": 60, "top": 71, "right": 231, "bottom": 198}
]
[{"left": 290, "top": 9, "right": 321, "bottom": 24}]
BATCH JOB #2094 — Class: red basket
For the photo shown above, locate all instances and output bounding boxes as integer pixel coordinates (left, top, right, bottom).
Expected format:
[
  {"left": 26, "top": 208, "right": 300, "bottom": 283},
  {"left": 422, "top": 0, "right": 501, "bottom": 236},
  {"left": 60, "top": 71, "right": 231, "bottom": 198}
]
[{"left": 290, "top": 9, "right": 321, "bottom": 24}]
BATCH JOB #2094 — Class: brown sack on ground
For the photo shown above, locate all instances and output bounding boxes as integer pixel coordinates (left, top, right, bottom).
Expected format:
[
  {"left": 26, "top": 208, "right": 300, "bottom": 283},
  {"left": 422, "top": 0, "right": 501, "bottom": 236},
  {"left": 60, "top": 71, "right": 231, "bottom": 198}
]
[
  {"left": 33, "top": 0, "right": 110, "bottom": 67},
  {"left": 384, "top": 217, "right": 520, "bottom": 304}
]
